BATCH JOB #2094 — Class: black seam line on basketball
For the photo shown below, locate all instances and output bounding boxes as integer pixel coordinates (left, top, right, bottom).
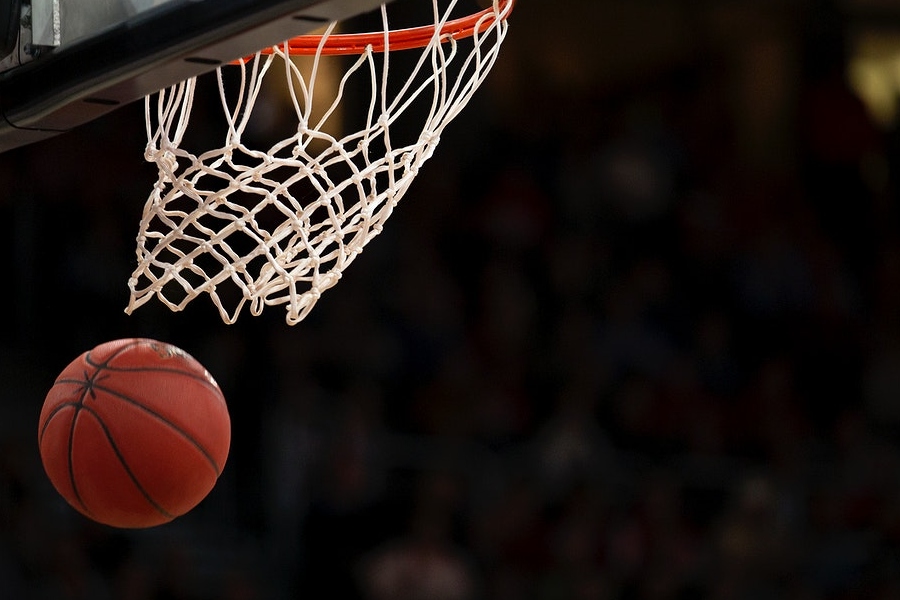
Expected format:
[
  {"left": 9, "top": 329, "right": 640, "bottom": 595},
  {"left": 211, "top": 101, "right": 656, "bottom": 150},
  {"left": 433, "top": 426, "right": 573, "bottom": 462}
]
[
  {"left": 68, "top": 405, "right": 95, "bottom": 518},
  {"left": 54, "top": 377, "right": 96, "bottom": 387},
  {"left": 81, "top": 340, "right": 148, "bottom": 380},
  {"left": 86, "top": 339, "right": 147, "bottom": 368},
  {"left": 89, "top": 383, "right": 222, "bottom": 476},
  {"left": 81, "top": 363, "right": 225, "bottom": 402},
  {"left": 43, "top": 378, "right": 96, "bottom": 499},
  {"left": 79, "top": 404, "right": 176, "bottom": 520},
  {"left": 38, "top": 402, "right": 81, "bottom": 445},
  {"left": 82, "top": 340, "right": 224, "bottom": 403},
  {"left": 52, "top": 376, "right": 100, "bottom": 401}
]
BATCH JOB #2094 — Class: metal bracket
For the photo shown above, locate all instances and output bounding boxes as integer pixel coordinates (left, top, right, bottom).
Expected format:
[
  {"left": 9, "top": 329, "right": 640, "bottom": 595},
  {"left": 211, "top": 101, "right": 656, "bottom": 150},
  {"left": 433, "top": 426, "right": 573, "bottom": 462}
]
[
  {"left": 0, "top": 0, "right": 58, "bottom": 73},
  {"left": 31, "top": 0, "right": 60, "bottom": 48}
]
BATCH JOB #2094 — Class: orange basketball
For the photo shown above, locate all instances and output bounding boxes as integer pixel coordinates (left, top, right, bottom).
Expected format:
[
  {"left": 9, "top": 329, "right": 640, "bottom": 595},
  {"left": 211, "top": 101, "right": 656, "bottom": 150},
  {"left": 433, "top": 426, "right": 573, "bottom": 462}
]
[{"left": 38, "top": 338, "right": 231, "bottom": 529}]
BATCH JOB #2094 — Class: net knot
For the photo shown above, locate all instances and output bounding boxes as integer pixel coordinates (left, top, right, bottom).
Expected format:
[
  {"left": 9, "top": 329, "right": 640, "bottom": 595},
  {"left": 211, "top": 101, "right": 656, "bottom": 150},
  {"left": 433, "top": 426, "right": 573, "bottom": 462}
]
[
  {"left": 132, "top": 0, "right": 513, "bottom": 325},
  {"left": 421, "top": 132, "right": 440, "bottom": 147},
  {"left": 148, "top": 149, "right": 179, "bottom": 173},
  {"left": 143, "top": 142, "right": 158, "bottom": 162}
]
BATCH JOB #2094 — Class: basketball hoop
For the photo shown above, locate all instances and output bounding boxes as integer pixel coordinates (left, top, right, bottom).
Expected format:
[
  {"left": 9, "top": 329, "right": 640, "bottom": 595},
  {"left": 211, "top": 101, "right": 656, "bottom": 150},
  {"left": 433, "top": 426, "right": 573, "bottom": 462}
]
[{"left": 126, "top": 0, "right": 514, "bottom": 324}]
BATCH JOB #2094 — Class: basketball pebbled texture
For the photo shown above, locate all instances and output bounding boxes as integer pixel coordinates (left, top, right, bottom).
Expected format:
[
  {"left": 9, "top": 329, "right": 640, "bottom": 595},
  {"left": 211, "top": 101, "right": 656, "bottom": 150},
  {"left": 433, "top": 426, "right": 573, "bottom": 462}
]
[{"left": 38, "top": 338, "right": 231, "bottom": 528}]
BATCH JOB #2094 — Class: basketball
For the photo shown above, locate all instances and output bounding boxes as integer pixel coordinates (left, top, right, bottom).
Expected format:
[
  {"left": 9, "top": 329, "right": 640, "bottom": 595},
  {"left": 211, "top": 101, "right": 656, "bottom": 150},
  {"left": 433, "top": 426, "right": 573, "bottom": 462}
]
[{"left": 37, "top": 338, "right": 231, "bottom": 529}]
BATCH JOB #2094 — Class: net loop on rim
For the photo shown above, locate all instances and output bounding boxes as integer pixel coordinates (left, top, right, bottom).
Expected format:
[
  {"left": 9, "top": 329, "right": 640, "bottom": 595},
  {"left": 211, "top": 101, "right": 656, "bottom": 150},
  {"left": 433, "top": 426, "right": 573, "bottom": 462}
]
[{"left": 127, "top": 0, "right": 513, "bottom": 324}]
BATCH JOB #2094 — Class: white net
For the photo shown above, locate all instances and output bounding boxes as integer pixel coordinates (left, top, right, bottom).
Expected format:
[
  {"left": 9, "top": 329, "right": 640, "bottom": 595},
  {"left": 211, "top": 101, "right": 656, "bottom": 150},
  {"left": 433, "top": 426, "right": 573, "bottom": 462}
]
[{"left": 126, "top": 0, "right": 512, "bottom": 324}]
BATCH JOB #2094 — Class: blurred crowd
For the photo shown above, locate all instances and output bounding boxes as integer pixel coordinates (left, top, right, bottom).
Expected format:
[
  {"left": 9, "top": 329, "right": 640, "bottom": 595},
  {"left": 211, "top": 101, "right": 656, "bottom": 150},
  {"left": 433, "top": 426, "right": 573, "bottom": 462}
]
[{"left": 4, "top": 1, "right": 900, "bottom": 599}]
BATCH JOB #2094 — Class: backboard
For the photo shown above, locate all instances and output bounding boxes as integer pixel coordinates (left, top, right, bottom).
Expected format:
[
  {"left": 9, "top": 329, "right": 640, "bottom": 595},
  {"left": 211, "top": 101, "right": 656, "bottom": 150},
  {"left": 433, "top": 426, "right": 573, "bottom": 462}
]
[{"left": 0, "top": 0, "right": 387, "bottom": 152}]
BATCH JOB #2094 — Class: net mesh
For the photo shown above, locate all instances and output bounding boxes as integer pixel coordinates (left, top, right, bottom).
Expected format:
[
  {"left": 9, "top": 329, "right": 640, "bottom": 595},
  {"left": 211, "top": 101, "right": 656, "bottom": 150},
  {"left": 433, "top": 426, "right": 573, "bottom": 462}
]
[{"left": 126, "top": 0, "right": 512, "bottom": 324}]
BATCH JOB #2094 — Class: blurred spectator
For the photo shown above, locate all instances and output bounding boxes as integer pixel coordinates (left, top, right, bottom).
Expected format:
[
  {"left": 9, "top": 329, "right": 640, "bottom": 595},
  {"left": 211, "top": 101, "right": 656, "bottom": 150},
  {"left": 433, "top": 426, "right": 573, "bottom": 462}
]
[{"left": 360, "top": 473, "right": 476, "bottom": 600}]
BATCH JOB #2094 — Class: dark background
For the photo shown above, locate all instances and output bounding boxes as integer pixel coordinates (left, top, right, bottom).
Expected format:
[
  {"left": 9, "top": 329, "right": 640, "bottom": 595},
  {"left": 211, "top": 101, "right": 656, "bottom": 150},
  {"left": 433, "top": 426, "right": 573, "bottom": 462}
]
[{"left": 4, "top": 0, "right": 900, "bottom": 598}]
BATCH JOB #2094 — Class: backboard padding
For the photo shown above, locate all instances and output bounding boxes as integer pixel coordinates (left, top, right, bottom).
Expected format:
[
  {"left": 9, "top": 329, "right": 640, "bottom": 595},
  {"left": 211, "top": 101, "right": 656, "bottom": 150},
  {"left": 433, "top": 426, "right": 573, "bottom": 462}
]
[{"left": 0, "top": 0, "right": 387, "bottom": 152}]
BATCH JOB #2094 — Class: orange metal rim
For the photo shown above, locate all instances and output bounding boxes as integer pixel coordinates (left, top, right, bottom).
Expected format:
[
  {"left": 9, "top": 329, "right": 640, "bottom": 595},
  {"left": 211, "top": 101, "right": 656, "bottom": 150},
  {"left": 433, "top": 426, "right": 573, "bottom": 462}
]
[{"left": 263, "top": 0, "right": 514, "bottom": 56}]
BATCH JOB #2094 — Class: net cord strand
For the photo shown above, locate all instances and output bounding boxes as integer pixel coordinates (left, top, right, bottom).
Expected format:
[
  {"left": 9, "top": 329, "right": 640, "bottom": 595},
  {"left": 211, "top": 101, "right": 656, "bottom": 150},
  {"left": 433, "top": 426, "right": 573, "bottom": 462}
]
[{"left": 128, "top": 0, "right": 512, "bottom": 324}]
